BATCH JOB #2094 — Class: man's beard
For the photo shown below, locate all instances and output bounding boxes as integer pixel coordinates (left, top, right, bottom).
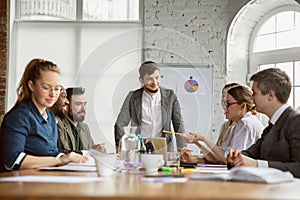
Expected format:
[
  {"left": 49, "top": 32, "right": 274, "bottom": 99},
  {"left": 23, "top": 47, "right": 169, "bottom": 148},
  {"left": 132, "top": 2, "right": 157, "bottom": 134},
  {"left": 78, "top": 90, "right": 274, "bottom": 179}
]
[
  {"left": 144, "top": 86, "right": 159, "bottom": 93},
  {"left": 68, "top": 112, "right": 85, "bottom": 123},
  {"left": 57, "top": 110, "right": 66, "bottom": 118}
]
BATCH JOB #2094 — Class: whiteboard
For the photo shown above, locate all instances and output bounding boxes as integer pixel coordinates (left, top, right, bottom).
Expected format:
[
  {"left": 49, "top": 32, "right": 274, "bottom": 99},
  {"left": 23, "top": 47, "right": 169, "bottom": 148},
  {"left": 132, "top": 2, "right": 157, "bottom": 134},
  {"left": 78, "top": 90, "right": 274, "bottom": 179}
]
[{"left": 159, "top": 64, "right": 213, "bottom": 154}]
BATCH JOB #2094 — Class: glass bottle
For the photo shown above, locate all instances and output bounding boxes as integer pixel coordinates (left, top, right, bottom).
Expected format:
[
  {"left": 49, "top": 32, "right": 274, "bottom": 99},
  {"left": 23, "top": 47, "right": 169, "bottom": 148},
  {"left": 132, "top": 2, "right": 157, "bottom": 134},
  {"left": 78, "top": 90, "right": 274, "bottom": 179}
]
[{"left": 120, "top": 126, "right": 139, "bottom": 172}]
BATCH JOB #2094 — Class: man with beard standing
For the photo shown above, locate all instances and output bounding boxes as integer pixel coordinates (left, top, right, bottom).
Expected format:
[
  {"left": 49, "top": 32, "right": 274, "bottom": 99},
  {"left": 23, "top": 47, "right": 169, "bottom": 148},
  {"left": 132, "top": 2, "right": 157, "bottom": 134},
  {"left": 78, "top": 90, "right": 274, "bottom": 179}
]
[{"left": 114, "top": 61, "right": 186, "bottom": 152}]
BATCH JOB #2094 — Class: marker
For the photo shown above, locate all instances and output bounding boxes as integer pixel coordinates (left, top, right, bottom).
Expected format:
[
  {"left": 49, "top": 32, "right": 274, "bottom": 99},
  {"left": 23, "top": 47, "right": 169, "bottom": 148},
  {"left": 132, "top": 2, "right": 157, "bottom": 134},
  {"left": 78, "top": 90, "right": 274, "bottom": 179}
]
[
  {"left": 181, "top": 168, "right": 197, "bottom": 173},
  {"left": 162, "top": 167, "right": 171, "bottom": 172}
]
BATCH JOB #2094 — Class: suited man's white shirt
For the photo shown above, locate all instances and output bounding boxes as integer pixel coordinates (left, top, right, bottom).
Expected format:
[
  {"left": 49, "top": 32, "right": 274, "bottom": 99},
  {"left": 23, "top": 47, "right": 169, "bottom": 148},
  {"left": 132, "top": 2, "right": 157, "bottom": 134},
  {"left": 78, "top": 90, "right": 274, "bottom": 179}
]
[
  {"left": 257, "top": 104, "right": 289, "bottom": 168},
  {"left": 141, "top": 88, "right": 163, "bottom": 138}
]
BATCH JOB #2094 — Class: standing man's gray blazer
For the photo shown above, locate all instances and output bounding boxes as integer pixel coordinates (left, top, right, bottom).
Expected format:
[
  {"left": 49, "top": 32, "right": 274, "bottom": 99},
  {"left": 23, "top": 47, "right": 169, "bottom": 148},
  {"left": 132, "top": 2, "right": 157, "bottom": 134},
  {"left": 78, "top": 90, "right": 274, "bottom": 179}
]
[
  {"left": 114, "top": 87, "right": 186, "bottom": 152},
  {"left": 241, "top": 107, "right": 300, "bottom": 178}
]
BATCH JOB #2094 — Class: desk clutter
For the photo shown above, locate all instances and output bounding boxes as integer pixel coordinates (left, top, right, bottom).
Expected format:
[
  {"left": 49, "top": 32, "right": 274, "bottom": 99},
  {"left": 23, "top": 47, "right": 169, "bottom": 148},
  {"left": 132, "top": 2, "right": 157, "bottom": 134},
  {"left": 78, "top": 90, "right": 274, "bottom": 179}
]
[
  {"left": 0, "top": 160, "right": 294, "bottom": 185},
  {"left": 54, "top": 149, "right": 293, "bottom": 185}
]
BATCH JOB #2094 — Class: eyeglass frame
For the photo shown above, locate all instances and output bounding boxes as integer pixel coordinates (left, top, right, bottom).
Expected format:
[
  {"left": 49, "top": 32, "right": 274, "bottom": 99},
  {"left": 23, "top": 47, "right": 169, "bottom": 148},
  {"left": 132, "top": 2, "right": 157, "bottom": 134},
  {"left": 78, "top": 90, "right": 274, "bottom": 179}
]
[
  {"left": 222, "top": 100, "right": 240, "bottom": 109},
  {"left": 38, "top": 83, "right": 62, "bottom": 94}
]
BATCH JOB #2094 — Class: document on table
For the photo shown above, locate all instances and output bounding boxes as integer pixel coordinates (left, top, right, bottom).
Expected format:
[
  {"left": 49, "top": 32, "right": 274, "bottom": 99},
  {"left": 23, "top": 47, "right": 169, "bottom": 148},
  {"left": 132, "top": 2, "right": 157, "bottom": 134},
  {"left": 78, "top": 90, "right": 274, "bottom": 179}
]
[
  {"left": 38, "top": 155, "right": 97, "bottom": 172},
  {"left": 196, "top": 164, "right": 229, "bottom": 174},
  {"left": 38, "top": 163, "right": 97, "bottom": 172},
  {"left": 191, "top": 167, "right": 294, "bottom": 184},
  {"left": 141, "top": 177, "right": 187, "bottom": 183},
  {"left": 0, "top": 176, "right": 104, "bottom": 183}
]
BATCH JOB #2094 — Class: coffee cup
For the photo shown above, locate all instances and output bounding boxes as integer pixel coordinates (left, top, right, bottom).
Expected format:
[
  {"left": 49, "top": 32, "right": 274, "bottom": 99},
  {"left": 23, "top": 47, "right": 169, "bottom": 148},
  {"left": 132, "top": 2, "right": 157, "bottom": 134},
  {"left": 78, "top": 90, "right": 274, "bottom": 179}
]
[{"left": 141, "top": 154, "right": 164, "bottom": 172}]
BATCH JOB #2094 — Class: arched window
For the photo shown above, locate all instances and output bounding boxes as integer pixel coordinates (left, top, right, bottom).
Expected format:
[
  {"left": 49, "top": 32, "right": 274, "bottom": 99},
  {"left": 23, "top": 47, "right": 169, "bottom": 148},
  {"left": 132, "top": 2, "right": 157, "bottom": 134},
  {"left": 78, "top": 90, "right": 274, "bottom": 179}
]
[{"left": 250, "top": 7, "right": 300, "bottom": 108}]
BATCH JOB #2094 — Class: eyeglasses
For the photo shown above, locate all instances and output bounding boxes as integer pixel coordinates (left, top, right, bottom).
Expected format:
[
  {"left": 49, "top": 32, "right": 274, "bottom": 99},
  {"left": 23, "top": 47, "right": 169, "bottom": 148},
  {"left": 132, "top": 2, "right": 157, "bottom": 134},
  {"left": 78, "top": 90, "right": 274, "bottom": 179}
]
[
  {"left": 39, "top": 84, "right": 62, "bottom": 94},
  {"left": 222, "top": 101, "right": 239, "bottom": 109}
]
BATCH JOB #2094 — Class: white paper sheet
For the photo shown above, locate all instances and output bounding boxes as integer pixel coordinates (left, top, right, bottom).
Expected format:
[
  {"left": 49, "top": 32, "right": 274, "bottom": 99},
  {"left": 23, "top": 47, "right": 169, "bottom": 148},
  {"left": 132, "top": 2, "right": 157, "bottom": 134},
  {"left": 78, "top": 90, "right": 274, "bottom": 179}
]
[
  {"left": 38, "top": 155, "right": 97, "bottom": 172},
  {"left": 38, "top": 164, "right": 97, "bottom": 172},
  {"left": 196, "top": 165, "right": 229, "bottom": 174},
  {"left": 141, "top": 177, "right": 187, "bottom": 183},
  {"left": 191, "top": 167, "right": 295, "bottom": 184},
  {"left": 0, "top": 176, "right": 104, "bottom": 183}
]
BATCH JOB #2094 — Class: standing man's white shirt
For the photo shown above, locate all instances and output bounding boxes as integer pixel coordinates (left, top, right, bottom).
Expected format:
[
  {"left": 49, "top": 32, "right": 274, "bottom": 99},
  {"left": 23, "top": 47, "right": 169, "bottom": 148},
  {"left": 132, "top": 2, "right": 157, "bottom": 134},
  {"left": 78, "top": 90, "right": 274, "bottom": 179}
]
[{"left": 141, "top": 88, "right": 163, "bottom": 138}]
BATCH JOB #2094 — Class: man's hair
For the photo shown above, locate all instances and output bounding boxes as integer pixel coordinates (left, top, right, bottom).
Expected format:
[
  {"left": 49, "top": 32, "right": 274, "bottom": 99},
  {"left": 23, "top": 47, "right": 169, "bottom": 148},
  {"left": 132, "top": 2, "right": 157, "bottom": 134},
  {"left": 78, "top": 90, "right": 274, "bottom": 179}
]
[
  {"left": 66, "top": 87, "right": 85, "bottom": 102},
  {"left": 139, "top": 61, "right": 160, "bottom": 78},
  {"left": 250, "top": 68, "right": 291, "bottom": 103}
]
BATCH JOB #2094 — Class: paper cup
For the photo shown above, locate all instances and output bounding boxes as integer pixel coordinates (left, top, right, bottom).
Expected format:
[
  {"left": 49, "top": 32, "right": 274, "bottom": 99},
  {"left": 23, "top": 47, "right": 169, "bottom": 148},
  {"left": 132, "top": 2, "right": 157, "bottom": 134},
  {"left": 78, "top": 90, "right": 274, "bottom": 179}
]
[{"left": 90, "top": 149, "right": 117, "bottom": 177}]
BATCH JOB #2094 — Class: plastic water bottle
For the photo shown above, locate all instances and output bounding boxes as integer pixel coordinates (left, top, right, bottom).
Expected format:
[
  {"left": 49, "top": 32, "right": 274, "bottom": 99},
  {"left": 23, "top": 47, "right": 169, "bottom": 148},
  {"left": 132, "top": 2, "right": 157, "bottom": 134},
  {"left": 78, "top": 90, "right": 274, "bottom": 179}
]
[{"left": 121, "top": 126, "right": 139, "bottom": 172}]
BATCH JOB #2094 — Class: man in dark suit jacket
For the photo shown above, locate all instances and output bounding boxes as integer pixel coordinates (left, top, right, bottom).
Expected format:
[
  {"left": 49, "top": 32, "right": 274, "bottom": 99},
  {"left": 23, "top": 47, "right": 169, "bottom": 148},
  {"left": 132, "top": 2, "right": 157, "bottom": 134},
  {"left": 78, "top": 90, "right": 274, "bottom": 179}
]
[
  {"left": 227, "top": 68, "right": 300, "bottom": 178},
  {"left": 114, "top": 61, "right": 186, "bottom": 152}
]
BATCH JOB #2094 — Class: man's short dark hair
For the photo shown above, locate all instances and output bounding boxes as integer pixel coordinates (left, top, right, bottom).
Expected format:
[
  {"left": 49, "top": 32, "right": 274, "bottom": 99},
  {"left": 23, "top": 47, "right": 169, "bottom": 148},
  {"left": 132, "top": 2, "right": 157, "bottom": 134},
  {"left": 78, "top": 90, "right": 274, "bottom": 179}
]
[
  {"left": 250, "top": 68, "right": 291, "bottom": 103},
  {"left": 66, "top": 87, "right": 85, "bottom": 102},
  {"left": 139, "top": 61, "right": 160, "bottom": 78}
]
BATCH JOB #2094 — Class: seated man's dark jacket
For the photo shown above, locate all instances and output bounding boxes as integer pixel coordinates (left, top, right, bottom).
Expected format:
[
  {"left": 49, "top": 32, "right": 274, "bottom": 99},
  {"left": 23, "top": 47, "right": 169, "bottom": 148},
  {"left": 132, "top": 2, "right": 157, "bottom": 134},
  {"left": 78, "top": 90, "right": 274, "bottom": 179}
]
[{"left": 241, "top": 107, "right": 300, "bottom": 178}]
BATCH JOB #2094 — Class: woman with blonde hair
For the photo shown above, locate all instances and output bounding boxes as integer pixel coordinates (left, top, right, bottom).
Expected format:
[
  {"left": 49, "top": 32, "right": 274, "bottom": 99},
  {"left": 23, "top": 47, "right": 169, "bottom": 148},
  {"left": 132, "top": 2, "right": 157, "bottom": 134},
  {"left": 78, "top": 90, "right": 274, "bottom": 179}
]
[
  {"left": 181, "top": 84, "right": 264, "bottom": 164},
  {"left": 0, "top": 58, "right": 87, "bottom": 172},
  {"left": 216, "top": 83, "right": 240, "bottom": 147}
]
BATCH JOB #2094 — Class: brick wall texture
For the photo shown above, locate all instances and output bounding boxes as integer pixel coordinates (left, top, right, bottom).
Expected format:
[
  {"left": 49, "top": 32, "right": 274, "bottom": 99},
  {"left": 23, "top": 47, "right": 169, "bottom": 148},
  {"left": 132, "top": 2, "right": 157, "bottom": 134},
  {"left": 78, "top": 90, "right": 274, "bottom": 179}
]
[
  {"left": 143, "top": 0, "right": 299, "bottom": 140},
  {"left": 0, "top": 1, "right": 7, "bottom": 124},
  {"left": 143, "top": 0, "right": 248, "bottom": 139}
]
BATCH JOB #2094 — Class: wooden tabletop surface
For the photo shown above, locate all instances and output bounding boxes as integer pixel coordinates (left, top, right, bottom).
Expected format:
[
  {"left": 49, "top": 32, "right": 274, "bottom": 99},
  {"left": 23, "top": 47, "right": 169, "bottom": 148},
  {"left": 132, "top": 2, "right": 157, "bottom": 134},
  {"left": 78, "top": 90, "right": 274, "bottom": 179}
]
[{"left": 0, "top": 169, "right": 299, "bottom": 200}]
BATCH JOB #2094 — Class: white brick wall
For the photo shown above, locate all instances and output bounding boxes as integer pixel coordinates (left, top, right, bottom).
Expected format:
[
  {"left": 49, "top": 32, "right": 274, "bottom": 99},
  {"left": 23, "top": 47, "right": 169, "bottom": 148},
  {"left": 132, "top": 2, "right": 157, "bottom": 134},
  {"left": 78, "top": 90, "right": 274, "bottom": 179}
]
[
  {"left": 143, "top": 0, "right": 299, "bottom": 142},
  {"left": 144, "top": 0, "right": 247, "bottom": 141}
]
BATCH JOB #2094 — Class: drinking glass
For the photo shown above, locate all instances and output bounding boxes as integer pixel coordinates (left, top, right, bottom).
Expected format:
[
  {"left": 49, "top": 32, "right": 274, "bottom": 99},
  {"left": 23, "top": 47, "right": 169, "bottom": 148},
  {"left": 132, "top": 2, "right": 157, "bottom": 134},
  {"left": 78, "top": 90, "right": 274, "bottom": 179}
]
[{"left": 166, "top": 152, "right": 180, "bottom": 170}]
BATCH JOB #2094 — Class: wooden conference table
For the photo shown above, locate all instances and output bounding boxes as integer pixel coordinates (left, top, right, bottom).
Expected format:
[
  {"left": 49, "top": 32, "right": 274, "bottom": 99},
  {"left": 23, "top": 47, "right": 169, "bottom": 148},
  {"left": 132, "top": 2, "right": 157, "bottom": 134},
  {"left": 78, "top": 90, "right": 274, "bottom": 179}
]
[{"left": 0, "top": 168, "right": 300, "bottom": 200}]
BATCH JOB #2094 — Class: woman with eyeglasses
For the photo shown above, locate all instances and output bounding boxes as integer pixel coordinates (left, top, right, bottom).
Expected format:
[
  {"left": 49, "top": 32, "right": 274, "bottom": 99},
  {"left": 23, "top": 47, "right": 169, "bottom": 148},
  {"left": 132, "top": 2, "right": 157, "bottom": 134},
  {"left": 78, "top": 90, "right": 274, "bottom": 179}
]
[
  {"left": 180, "top": 84, "right": 264, "bottom": 164},
  {"left": 216, "top": 83, "right": 240, "bottom": 148},
  {"left": 0, "top": 58, "right": 87, "bottom": 172}
]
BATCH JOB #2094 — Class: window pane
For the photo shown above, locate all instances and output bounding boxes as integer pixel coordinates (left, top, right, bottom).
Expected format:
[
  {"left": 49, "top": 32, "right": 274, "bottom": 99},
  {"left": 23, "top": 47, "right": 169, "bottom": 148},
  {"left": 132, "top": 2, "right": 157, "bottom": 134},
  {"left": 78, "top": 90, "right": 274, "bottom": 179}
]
[
  {"left": 288, "top": 88, "right": 294, "bottom": 107},
  {"left": 295, "top": 61, "right": 300, "bottom": 86},
  {"left": 252, "top": 11, "right": 300, "bottom": 109},
  {"left": 254, "top": 34, "right": 275, "bottom": 52},
  {"left": 295, "top": 29, "right": 300, "bottom": 46},
  {"left": 257, "top": 16, "right": 275, "bottom": 35},
  {"left": 20, "top": 0, "right": 76, "bottom": 20},
  {"left": 276, "top": 31, "right": 295, "bottom": 49},
  {"left": 276, "top": 11, "right": 294, "bottom": 32},
  {"left": 259, "top": 64, "right": 275, "bottom": 71},
  {"left": 276, "top": 62, "right": 293, "bottom": 85},
  {"left": 83, "top": 0, "right": 139, "bottom": 20},
  {"left": 295, "top": 87, "right": 300, "bottom": 108},
  {"left": 296, "top": 12, "right": 300, "bottom": 29}
]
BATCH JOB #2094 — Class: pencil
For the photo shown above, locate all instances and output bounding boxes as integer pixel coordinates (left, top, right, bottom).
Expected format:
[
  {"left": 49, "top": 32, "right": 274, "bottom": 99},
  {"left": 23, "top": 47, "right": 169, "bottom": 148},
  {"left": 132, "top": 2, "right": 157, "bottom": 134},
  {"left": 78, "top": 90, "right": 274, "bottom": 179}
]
[
  {"left": 177, "top": 147, "right": 193, "bottom": 152},
  {"left": 118, "top": 141, "right": 121, "bottom": 154},
  {"left": 162, "top": 130, "right": 180, "bottom": 135}
]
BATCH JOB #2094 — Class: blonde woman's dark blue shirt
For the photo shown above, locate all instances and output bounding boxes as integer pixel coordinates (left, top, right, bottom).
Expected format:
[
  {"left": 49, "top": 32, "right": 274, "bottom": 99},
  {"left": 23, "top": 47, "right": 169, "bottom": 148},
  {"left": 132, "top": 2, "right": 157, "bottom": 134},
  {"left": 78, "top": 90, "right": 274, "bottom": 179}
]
[{"left": 0, "top": 99, "right": 59, "bottom": 171}]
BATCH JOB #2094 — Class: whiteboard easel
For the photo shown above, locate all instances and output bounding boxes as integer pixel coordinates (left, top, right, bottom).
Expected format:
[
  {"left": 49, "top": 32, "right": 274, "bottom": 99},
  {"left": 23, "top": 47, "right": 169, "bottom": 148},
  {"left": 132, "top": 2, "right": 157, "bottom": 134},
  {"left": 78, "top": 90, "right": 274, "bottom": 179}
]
[{"left": 159, "top": 64, "right": 213, "bottom": 155}]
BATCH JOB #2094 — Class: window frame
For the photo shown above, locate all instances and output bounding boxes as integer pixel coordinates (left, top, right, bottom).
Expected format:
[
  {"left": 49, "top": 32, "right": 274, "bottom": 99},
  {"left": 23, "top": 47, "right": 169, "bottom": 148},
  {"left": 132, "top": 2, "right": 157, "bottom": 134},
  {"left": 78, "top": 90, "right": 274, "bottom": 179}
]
[
  {"left": 15, "top": 0, "right": 142, "bottom": 22},
  {"left": 250, "top": 6, "right": 300, "bottom": 71},
  {"left": 249, "top": 6, "right": 300, "bottom": 108}
]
